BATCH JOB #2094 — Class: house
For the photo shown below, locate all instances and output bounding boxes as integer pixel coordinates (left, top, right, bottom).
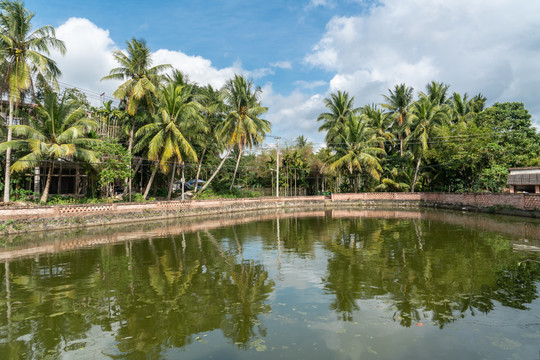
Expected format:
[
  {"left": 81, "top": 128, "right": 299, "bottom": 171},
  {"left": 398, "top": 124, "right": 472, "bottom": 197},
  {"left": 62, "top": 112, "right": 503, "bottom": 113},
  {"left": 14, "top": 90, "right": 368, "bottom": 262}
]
[{"left": 507, "top": 167, "right": 540, "bottom": 193}]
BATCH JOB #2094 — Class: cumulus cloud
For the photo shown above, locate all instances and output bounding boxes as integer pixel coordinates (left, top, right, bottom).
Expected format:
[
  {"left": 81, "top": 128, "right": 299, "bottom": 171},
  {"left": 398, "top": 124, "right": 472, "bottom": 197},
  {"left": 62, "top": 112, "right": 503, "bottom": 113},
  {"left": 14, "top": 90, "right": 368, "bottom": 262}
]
[
  {"left": 305, "top": 0, "right": 540, "bottom": 126},
  {"left": 261, "top": 84, "right": 326, "bottom": 143},
  {"left": 306, "top": 0, "right": 336, "bottom": 9},
  {"left": 294, "top": 80, "right": 327, "bottom": 90},
  {"left": 152, "top": 50, "right": 239, "bottom": 88},
  {"left": 51, "top": 18, "right": 272, "bottom": 104},
  {"left": 51, "top": 17, "right": 119, "bottom": 102},
  {"left": 270, "top": 61, "right": 292, "bottom": 70},
  {"left": 153, "top": 50, "right": 274, "bottom": 87}
]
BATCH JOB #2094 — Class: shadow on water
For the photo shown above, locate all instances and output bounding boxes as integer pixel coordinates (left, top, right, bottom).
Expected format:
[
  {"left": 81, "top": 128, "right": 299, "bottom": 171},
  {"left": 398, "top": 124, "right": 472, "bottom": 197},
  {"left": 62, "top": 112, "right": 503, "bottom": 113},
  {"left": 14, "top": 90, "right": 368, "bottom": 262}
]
[{"left": 0, "top": 208, "right": 538, "bottom": 359}]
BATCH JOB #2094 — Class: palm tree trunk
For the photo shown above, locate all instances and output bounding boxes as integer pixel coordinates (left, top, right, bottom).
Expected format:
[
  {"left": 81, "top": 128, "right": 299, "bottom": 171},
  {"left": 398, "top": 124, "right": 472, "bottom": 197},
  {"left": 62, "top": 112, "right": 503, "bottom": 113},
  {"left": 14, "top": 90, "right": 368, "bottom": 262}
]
[
  {"left": 229, "top": 146, "right": 243, "bottom": 191},
  {"left": 3, "top": 98, "right": 14, "bottom": 202},
  {"left": 294, "top": 169, "right": 297, "bottom": 196},
  {"left": 197, "top": 147, "right": 233, "bottom": 194},
  {"left": 193, "top": 148, "right": 206, "bottom": 194},
  {"left": 181, "top": 163, "right": 185, "bottom": 200},
  {"left": 127, "top": 122, "right": 135, "bottom": 154},
  {"left": 124, "top": 124, "right": 136, "bottom": 196},
  {"left": 129, "top": 157, "right": 143, "bottom": 197},
  {"left": 40, "top": 160, "right": 54, "bottom": 203},
  {"left": 143, "top": 162, "right": 159, "bottom": 200},
  {"left": 399, "top": 134, "right": 404, "bottom": 157},
  {"left": 411, "top": 156, "right": 422, "bottom": 193},
  {"left": 167, "top": 161, "right": 177, "bottom": 200}
]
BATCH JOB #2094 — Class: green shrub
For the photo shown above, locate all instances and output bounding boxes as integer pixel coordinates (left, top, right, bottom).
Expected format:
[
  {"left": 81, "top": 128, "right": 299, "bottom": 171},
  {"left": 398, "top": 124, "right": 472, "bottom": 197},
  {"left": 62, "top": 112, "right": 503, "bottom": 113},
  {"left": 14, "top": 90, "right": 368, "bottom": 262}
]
[
  {"left": 10, "top": 189, "right": 38, "bottom": 202},
  {"left": 195, "top": 187, "right": 263, "bottom": 200}
]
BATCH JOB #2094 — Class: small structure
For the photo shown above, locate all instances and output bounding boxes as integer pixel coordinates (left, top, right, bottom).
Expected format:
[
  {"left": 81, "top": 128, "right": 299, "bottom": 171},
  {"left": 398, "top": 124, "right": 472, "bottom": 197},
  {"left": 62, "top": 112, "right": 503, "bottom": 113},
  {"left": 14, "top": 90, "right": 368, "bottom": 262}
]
[
  {"left": 507, "top": 167, "right": 540, "bottom": 193},
  {"left": 19, "top": 160, "right": 89, "bottom": 197}
]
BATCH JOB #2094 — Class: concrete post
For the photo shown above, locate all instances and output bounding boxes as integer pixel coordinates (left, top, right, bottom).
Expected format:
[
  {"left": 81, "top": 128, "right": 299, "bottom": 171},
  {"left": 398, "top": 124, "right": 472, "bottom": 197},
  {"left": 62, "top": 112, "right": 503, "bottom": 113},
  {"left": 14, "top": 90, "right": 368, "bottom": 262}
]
[{"left": 34, "top": 166, "right": 40, "bottom": 195}]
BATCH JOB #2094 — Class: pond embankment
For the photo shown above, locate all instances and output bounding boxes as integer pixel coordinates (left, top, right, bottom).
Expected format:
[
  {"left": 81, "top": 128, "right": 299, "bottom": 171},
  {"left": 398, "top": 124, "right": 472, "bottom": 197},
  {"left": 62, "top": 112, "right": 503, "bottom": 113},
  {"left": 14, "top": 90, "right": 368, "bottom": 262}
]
[{"left": 0, "top": 192, "right": 539, "bottom": 234}]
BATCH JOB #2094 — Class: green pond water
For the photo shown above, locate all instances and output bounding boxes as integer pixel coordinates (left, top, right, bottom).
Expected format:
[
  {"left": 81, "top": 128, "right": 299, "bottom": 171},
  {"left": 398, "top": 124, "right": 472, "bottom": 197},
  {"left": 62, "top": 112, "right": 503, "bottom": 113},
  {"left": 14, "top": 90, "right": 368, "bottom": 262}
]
[{"left": 0, "top": 209, "right": 540, "bottom": 359}]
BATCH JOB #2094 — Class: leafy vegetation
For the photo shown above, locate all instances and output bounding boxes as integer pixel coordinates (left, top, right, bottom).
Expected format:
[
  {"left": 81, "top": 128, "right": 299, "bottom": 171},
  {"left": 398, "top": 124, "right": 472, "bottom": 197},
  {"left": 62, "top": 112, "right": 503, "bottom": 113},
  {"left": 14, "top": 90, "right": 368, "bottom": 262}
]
[{"left": 0, "top": 1, "right": 538, "bottom": 204}]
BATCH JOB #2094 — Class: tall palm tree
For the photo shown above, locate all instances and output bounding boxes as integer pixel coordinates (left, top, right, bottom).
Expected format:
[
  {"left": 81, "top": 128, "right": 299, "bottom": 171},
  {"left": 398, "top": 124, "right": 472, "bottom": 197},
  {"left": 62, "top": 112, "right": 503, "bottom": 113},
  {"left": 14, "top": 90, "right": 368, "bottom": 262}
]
[
  {"left": 97, "top": 100, "right": 125, "bottom": 138},
  {"left": 361, "top": 104, "right": 394, "bottom": 150},
  {"left": 0, "top": 0, "right": 66, "bottom": 202},
  {"left": 0, "top": 91, "right": 98, "bottom": 202},
  {"left": 330, "top": 115, "right": 385, "bottom": 192},
  {"left": 449, "top": 92, "right": 470, "bottom": 124},
  {"left": 193, "top": 84, "right": 226, "bottom": 194},
  {"left": 197, "top": 75, "right": 269, "bottom": 193},
  {"left": 135, "top": 82, "right": 205, "bottom": 199},
  {"left": 317, "top": 90, "right": 358, "bottom": 145},
  {"left": 295, "top": 135, "right": 310, "bottom": 148},
  {"left": 381, "top": 84, "right": 414, "bottom": 156},
  {"left": 407, "top": 96, "right": 449, "bottom": 192},
  {"left": 222, "top": 75, "right": 269, "bottom": 191},
  {"left": 420, "top": 81, "right": 451, "bottom": 106},
  {"left": 101, "top": 38, "right": 171, "bottom": 153},
  {"left": 469, "top": 93, "right": 487, "bottom": 114}
]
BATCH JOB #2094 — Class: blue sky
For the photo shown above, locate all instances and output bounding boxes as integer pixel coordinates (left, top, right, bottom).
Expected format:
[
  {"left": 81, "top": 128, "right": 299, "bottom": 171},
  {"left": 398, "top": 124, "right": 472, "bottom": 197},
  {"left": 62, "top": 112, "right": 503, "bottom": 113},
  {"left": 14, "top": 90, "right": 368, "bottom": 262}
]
[{"left": 24, "top": 0, "right": 540, "bottom": 145}]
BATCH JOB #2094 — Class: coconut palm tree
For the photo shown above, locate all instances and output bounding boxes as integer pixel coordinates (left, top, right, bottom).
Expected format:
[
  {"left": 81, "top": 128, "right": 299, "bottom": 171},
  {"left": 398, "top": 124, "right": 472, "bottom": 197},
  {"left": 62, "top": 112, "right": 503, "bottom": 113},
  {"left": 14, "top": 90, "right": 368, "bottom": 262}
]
[
  {"left": 420, "top": 81, "right": 451, "bottom": 106},
  {"left": 101, "top": 38, "right": 171, "bottom": 153},
  {"left": 192, "top": 84, "right": 226, "bottom": 194},
  {"left": 318, "top": 90, "right": 358, "bottom": 145},
  {"left": 97, "top": 100, "right": 125, "bottom": 138},
  {"left": 407, "top": 96, "right": 449, "bottom": 192},
  {"left": 0, "top": 0, "right": 66, "bottom": 202},
  {"left": 361, "top": 104, "right": 394, "bottom": 150},
  {"left": 222, "top": 75, "right": 269, "bottom": 190},
  {"left": 330, "top": 115, "right": 385, "bottom": 192},
  {"left": 197, "top": 75, "right": 269, "bottom": 194},
  {"left": 381, "top": 84, "right": 414, "bottom": 156},
  {"left": 295, "top": 135, "right": 310, "bottom": 148},
  {"left": 0, "top": 91, "right": 98, "bottom": 202},
  {"left": 135, "top": 82, "right": 206, "bottom": 199},
  {"left": 469, "top": 93, "right": 487, "bottom": 114}
]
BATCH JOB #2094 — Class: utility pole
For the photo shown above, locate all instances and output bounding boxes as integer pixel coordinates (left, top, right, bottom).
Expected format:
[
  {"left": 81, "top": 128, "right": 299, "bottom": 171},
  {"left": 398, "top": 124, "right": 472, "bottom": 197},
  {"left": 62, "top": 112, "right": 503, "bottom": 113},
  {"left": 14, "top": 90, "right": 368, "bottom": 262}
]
[{"left": 276, "top": 137, "right": 280, "bottom": 197}]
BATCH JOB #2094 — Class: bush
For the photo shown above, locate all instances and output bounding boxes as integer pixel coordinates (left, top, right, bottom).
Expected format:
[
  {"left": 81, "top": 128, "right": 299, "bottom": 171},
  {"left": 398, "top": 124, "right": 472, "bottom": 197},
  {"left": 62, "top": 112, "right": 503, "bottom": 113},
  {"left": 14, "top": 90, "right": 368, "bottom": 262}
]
[
  {"left": 10, "top": 189, "right": 38, "bottom": 202},
  {"left": 46, "top": 196, "right": 110, "bottom": 205},
  {"left": 195, "top": 187, "right": 263, "bottom": 200},
  {"left": 124, "top": 193, "right": 147, "bottom": 203}
]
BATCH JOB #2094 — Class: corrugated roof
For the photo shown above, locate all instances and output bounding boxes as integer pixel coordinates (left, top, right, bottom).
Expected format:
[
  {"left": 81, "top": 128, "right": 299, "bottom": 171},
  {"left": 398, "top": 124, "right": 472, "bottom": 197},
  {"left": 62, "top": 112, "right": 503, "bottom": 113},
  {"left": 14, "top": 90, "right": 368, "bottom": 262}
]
[
  {"left": 508, "top": 166, "right": 540, "bottom": 171},
  {"left": 507, "top": 173, "right": 540, "bottom": 185}
]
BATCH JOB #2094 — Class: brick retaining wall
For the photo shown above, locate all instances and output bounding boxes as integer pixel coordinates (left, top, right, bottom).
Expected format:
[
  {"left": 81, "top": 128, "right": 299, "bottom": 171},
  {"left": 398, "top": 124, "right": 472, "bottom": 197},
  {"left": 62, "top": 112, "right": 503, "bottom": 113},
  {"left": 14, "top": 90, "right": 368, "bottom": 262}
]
[
  {"left": 0, "top": 193, "right": 538, "bottom": 234},
  {"left": 331, "top": 192, "right": 539, "bottom": 210}
]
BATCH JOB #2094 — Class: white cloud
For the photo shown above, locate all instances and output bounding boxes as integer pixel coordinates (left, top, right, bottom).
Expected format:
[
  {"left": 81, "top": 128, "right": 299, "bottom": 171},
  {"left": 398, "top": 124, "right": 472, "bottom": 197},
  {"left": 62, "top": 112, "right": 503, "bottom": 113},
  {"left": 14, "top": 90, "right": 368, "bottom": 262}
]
[
  {"left": 51, "top": 17, "right": 119, "bottom": 103},
  {"left": 261, "top": 84, "right": 327, "bottom": 143},
  {"left": 153, "top": 49, "right": 239, "bottom": 88},
  {"left": 294, "top": 80, "right": 327, "bottom": 90},
  {"left": 304, "top": 0, "right": 540, "bottom": 126},
  {"left": 51, "top": 18, "right": 272, "bottom": 105},
  {"left": 270, "top": 61, "right": 292, "bottom": 70},
  {"left": 153, "top": 50, "right": 273, "bottom": 87},
  {"left": 307, "top": 0, "right": 336, "bottom": 9}
]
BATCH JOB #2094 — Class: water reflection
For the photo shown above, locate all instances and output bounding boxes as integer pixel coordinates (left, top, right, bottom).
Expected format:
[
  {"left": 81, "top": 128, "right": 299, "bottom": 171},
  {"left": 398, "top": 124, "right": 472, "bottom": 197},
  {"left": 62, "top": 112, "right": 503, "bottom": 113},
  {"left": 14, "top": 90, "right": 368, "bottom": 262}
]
[
  {"left": 320, "top": 216, "right": 540, "bottom": 327},
  {"left": 0, "top": 209, "right": 539, "bottom": 359},
  {"left": 0, "top": 231, "right": 275, "bottom": 359}
]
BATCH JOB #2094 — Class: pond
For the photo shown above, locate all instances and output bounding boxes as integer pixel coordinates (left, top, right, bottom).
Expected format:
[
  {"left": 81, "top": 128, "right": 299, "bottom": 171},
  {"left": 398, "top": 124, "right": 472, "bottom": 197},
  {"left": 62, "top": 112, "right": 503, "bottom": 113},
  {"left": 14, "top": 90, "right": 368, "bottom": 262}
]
[{"left": 0, "top": 208, "right": 540, "bottom": 359}]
